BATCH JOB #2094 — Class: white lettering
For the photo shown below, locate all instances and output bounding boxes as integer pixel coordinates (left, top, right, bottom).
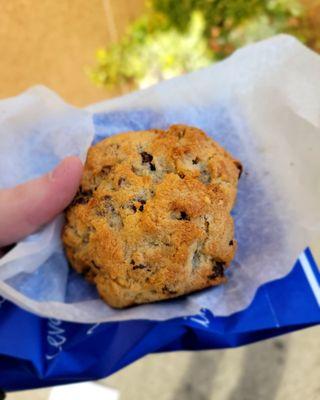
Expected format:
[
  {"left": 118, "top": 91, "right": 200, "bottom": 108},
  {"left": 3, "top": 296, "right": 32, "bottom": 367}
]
[
  {"left": 189, "top": 309, "right": 211, "bottom": 328},
  {"left": 86, "top": 323, "right": 101, "bottom": 335},
  {"left": 45, "top": 319, "right": 67, "bottom": 360}
]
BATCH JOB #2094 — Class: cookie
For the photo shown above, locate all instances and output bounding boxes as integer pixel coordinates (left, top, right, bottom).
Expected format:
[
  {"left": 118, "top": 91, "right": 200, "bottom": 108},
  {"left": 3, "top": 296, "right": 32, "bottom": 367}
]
[{"left": 62, "top": 125, "right": 242, "bottom": 308}]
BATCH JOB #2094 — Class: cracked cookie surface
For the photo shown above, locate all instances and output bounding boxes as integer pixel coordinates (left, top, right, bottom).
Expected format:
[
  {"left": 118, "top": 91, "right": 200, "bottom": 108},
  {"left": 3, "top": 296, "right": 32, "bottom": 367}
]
[{"left": 62, "top": 124, "right": 242, "bottom": 308}]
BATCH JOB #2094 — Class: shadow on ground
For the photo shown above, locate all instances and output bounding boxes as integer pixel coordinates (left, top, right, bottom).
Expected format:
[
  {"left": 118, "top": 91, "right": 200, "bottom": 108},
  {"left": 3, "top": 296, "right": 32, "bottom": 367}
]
[
  {"left": 172, "top": 351, "right": 224, "bottom": 400},
  {"left": 172, "top": 337, "right": 288, "bottom": 400}
]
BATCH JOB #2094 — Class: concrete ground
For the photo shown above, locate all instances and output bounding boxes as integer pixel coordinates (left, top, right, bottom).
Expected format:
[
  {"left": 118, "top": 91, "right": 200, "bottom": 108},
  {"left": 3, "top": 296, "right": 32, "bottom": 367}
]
[
  {"left": 1, "top": 1, "right": 320, "bottom": 399},
  {"left": 105, "top": 327, "right": 320, "bottom": 400}
]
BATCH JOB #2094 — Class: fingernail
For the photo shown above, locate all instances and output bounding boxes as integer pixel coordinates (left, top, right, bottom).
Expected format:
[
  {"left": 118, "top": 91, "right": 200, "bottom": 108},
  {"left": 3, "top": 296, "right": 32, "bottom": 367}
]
[
  {"left": 50, "top": 160, "right": 66, "bottom": 181},
  {"left": 49, "top": 157, "right": 83, "bottom": 182}
]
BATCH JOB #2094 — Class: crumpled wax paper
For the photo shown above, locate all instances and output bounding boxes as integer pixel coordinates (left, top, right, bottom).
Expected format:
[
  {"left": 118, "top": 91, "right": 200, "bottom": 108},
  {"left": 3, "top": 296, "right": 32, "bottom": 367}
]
[{"left": 0, "top": 35, "right": 319, "bottom": 323}]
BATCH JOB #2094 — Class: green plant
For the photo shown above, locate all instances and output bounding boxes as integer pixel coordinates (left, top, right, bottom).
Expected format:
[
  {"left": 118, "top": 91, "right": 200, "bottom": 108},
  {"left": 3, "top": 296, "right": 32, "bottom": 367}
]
[
  {"left": 91, "top": 12, "right": 212, "bottom": 88},
  {"left": 90, "top": 0, "right": 304, "bottom": 89}
]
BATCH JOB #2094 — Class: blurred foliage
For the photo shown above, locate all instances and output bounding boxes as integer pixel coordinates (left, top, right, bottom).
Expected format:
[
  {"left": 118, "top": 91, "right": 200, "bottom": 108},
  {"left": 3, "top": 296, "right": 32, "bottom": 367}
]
[
  {"left": 91, "top": 0, "right": 313, "bottom": 89},
  {"left": 91, "top": 12, "right": 212, "bottom": 88}
]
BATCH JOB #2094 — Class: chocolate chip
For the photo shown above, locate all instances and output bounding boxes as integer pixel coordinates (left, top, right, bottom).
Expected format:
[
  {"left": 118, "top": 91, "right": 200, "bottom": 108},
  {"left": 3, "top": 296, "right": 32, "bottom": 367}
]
[
  {"left": 131, "top": 204, "right": 137, "bottom": 213},
  {"left": 192, "top": 157, "right": 200, "bottom": 165},
  {"left": 140, "top": 151, "right": 153, "bottom": 163},
  {"left": 215, "top": 261, "right": 225, "bottom": 271},
  {"left": 140, "top": 151, "right": 156, "bottom": 171},
  {"left": 235, "top": 161, "right": 243, "bottom": 179},
  {"left": 71, "top": 187, "right": 93, "bottom": 206},
  {"left": 130, "top": 259, "right": 135, "bottom": 265},
  {"left": 178, "top": 211, "right": 190, "bottom": 221},
  {"left": 73, "top": 196, "right": 89, "bottom": 205},
  {"left": 208, "top": 261, "right": 225, "bottom": 280},
  {"left": 229, "top": 240, "right": 234, "bottom": 246},
  {"left": 132, "top": 264, "right": 147, "bottom": 270},
  {"left": 139, "top": 199, "right": 146, "bottom": 204},
  {"left": 139, "top": 204, "right": 144, "bottom": 212},
  {"left": 178, "top": 172, "right": 185, "bottom": 179},
  {"left": 204, "top": 216, "right": 210, "bottom": 234}
]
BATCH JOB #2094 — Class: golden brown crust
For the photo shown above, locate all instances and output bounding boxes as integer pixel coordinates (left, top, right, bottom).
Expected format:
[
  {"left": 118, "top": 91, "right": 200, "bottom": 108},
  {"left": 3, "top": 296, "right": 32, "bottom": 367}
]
[{"left": 62, "top": 125, "right": 241, "bottom": 308}]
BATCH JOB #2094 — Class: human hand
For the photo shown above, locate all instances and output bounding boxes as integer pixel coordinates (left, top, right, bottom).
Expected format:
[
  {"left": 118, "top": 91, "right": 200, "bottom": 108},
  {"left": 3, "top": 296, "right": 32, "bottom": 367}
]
[{"left": 0, "top": 156, "right": 83, "bottom": 250}]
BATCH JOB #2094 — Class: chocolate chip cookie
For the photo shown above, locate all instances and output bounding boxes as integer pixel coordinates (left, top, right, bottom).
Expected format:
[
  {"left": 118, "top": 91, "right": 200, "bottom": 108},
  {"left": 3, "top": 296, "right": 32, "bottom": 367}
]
[{"left": 62, "top": 125, "right": 242, "bottom": 308}]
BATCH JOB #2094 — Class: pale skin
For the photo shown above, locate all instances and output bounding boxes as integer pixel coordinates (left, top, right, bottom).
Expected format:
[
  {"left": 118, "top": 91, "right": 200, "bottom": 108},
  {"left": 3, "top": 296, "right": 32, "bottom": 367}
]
[{"left": 0, "top": 156, "right": 83, "bottom": 253}]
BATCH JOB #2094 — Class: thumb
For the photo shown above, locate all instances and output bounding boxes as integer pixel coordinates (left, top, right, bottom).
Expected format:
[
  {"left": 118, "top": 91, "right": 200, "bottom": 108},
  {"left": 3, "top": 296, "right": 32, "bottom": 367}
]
[{"left": 0, "top": 156, "right": 83, "bottom": 247}]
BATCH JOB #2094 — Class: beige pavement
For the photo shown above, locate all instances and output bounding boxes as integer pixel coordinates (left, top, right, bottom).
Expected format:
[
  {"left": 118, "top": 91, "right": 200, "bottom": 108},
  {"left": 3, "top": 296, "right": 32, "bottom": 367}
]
[
  {"left": 104, "top": 326, "right": 320, "bottom": 400},
  {"left": 0, "top": 0, "right": 144, "bottom": 106}
]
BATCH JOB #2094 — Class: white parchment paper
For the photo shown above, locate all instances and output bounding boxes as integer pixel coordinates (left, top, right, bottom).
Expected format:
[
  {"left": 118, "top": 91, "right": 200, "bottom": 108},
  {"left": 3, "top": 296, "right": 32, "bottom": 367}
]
[{"left": 0, "top": 35, "right": 319, "bottom": 322}]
